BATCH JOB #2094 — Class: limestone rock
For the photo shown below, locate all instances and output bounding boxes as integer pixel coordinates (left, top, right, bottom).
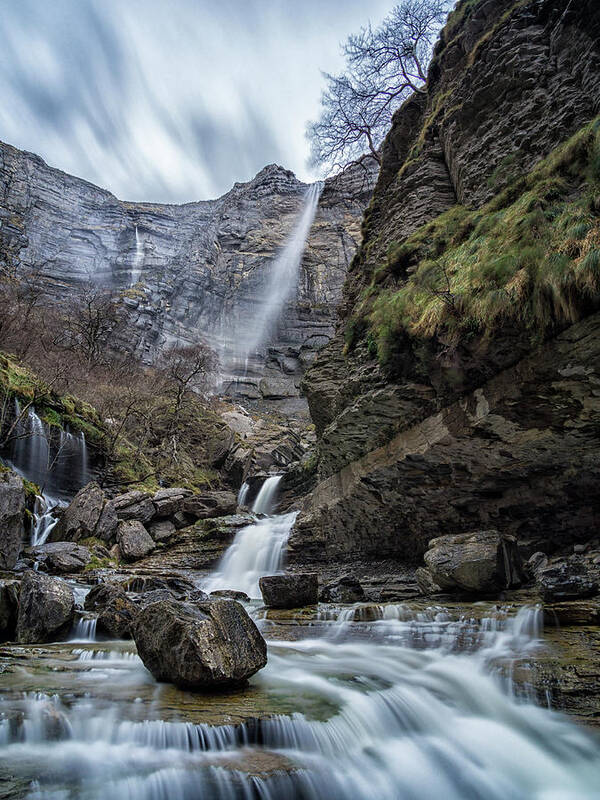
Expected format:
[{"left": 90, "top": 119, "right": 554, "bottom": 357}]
[
  {"left": 209, "top": 589, "right": 250, "bottom": 602},
  {"left": 415, "top": 567, "right": 442, "bottom": 596},
  {"left": 152, "top": 487, "right": 193, "bottom": 519},
  {"left": 116, "top": 520, "right": 155, "bottom": 562},
  {"left": 113, "top": 491, "right": 155, "bottom": 525},
  {"left": 0, "top": 470, "right": 25, "bottom": 569},
  {"left": 319, "top": 575, "right": 365, "bottom": 604},
  {"left": 423, "top": 531, "right": 524, "bottom": 595},
  {"left": 133, "top": 598, "right": 267, "bottom": 689},
  {"left": 0, "top": 579, "right": 19, "bottom": 641},
  {"left": 147, "top": 519, "right": 176, "bottom": 542},
  {"left": 259, "top": 573, "right": 318, "bottom": 609},
  {"left": 32, "top": 542, "right": 91, "bottom": 574},
  {"left": 16, "top": 571, "right": 74, "bottom": 643},
  {"left": 538, "top": 559, "right": 598, "bottom": 602},
  {"left": 49, "top": 482, "right": 104, "bottom": 543},
  {"left": 182, "top": 491, "right": 238, "bottom": 520},
  {"left": 84, "top": 581, "right": 138, "bottom": 639}
]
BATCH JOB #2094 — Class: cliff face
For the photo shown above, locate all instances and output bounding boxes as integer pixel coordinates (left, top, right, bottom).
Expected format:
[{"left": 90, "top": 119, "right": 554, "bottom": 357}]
[
  {"left": 295, "top": 0, "right": 600, "bottom": 563},
  {"left": 0, "top": 144, "right": 372, "bottom": 414}
]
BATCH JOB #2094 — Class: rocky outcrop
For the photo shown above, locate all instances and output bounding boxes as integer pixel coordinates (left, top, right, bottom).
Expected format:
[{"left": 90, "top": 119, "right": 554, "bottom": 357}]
[
  {"left": 133, "top": 598, "right": 267, "bottom": 689},
  {"left": 537, "top": 558, "right": 598, "bottom": 602},
  {"left": 0, "top": 138, "right": 373, "bottom": 414},
  {"left": 259, "top": 573, "right": 318, "bottom": 609},
  {"left": 0, "top": 470, "right": 25, "bottom": 569},
  {"left": 16, "top": 571, "right": 74, "bottom": 643},
  {"left": 49, "top": 482, "right": 107, "bottom": 543},
  {"left": 297, "top": 0, "right": 600, "bottom": 566},
  {"left": 422, "top": 531, "right": 524, "bottom": 594},
  {"left": 319, "top": 575, "right": 365, "bottom": 604}
]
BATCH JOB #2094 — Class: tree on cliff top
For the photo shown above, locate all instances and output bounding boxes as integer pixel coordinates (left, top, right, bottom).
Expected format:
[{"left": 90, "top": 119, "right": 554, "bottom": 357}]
[{"left": 307, "top": 0, "right": 450, "bottom": 174}]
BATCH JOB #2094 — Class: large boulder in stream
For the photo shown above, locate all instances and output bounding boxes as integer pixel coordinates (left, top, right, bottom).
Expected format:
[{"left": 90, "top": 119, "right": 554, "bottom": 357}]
[
  {"left": 16, "top": 571, "right": 74, "bottom": 643},
  {"left": 423, "top": 530, "right": 524, "bottom": 595},
  {"left": 0, "top": 470, "right": 26, "bottom": 569},
  {"left": 117, "top": 520, "right": 155, "bottom": 562},
  {"left": 259, "top": 573, "right": 318, "bottom": 608},
  {"left": 84, "top": 582, "right": 138, "bottom": 639},
  {"left": 133, "top": 598, "right": 267, "bottom": 689}
]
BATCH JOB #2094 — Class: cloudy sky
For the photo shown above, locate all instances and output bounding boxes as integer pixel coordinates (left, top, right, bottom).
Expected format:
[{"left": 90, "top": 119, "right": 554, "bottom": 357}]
[{"left": 0, "top": 0, "right": 393, "bottom": 203}]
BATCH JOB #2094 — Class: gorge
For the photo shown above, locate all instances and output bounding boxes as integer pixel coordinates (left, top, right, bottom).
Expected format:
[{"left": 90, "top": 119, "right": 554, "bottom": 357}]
[{"left": 1, "top": 0, "right": 600, "bottom": 797}]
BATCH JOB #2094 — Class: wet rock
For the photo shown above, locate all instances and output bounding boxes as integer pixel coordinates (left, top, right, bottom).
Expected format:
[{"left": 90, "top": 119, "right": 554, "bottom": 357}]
[
  {"left": 49, "top": 482, "right": 104, "bottom": 543},
  {"left": 0, "top": 579, "right": 19, "bottom": 641},
  {"left": 147, "top": 519, "right": 176, "bottom": 542},
  {"left": 117, "top": 520, "right": 155, "bottom": 562},
  {"left": 31, "top": 542, "right": 91, "bottom": 574},
  {"left": 210, "top": 589, "right": 250, "bottom": 602},
  {"left": 113, "top": 491, "right": 155, "bottom": 525},
  {"left": 84, "top": 581, "right": 137, "bottom": 639},
  {"left": 259, "top": 573, "right": 318, "bottom": 609},
  {"left": 182, "top": 491, "right": 238, "bottom": 521},
  {"left": 0, "top": 470, "right": 26, "bottom": 569},
  {"left": 415, "top": 567, "right": 442, "bottom": 596},
  {"left": 423, "top": 531, "right": 524, "bottom": 595},
  {"left": 133, "top": 598, "right": 267, "bottom": 689},
  {"left": 122, "top": 575, "right": 195, "bottom": 597},
  {"left": 319, "top": 575, "right": 365, "bottom": 603},
  {"left": 537, "top": 559, "right": 598, "bottom": 602},
  {"left": 16, "top": 571, "right": 74, "bottom": 643}
]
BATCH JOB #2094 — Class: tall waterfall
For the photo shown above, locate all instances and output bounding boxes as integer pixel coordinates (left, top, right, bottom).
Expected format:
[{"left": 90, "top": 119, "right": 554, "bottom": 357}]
[
  {"left": 204, "top": 475, "right": 296, "bottom": 598},
  {"left": 130, "top": 224, "right": 144, "bottom": 285}
]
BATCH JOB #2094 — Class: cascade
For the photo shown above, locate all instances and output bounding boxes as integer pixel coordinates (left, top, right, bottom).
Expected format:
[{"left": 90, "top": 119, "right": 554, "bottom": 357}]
[
  {"left": 204, "top": 475, "right": 296, "bottom": 597},
  {"left": 130, "top": 224, "right": 144, "bottom": 285}
]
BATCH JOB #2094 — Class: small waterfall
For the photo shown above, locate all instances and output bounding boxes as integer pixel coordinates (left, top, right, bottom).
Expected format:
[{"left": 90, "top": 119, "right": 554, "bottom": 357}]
[
  {"left": 130, "top": 224, "right": 144, "bottom": 285},
  {"left": 6, "top": 400, "right": 90, "bottom": 499},
  {"left": 30, "top": 494, "right": 60, "bottom": 546},
  {"left": 237, "top": 481, "right": 250, "bottom": 507},
  {"left": 69, "top": 616, "right": 98, "bottom": 642},
  {"left": 204, "top": 475, "right": 296, "bottom": 598}
]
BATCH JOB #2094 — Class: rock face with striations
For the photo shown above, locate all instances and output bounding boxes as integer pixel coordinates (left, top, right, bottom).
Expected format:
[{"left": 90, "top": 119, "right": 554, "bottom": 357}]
[
  {"left": 0, "top": 142, "right": 373, "bottom": 415},
  {"left": 0, "top": 470, "right": 25, "bottom": 569},
  {"left": 294, "top": 0, "right": 600, "bottom": 565}
]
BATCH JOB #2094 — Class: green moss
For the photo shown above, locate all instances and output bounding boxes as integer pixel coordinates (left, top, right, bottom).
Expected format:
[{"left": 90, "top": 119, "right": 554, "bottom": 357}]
[{"left": 358, "top": 118, "right": 600, "bottom": 369}]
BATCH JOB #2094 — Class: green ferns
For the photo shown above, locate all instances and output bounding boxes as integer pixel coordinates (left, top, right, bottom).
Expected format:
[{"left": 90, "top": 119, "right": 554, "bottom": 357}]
[{"left": 356, "top": 118, "right": 600, "bottom": 370}]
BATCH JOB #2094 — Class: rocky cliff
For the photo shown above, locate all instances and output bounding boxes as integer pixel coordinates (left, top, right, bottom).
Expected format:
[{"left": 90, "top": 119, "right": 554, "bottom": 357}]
[
  {"left": 0, "top": 145, "right": 372, "bottom": 415},
  {"left": 294, "top": 0, "right": 600, "bottom": 564}
]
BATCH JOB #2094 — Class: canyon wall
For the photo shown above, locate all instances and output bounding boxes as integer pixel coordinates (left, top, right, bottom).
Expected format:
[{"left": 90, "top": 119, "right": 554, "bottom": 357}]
[
  {"left": 0, "top": 144, "right": 372, "bottom": 414},
  {"left": 293, "top": 0, "right": 600, "bottom": 563}
]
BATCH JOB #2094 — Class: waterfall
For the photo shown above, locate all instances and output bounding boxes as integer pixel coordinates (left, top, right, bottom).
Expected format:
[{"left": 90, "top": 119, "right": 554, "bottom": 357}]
[
  {"left": 237, "top": 481, "right": 250, "bottom": 507},
  {"left": 204, "top": 475, "right": 295, "bottom": 598},
  {"left": 6, "top": 400, "right": 90, "bottom": 499},
  {"left": 30, "top": 494, "right": 60, "bottom": 547},
  {"left": 130, "top": 224, "right": 144, "bottom": 285}
]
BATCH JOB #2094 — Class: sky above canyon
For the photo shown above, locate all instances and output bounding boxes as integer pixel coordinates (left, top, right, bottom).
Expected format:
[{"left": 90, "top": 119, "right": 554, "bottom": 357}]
[{"left": 0, "top": 0, "right": 393, "bottom": 203}]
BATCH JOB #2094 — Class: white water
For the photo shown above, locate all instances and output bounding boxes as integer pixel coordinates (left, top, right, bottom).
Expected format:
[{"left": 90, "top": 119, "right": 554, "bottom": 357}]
[
  {"left": 2, "top": 606, "right": 600, "bottom": 798},
  {"left": 30, "top": 494, "right": 60, "bottom": 546},
  {"left": 130, "top": 224, "right": 144, "bottom": 285},
  {"left": 204, "top": 475, "right": 295, "bottom": 597},
  {"left": 69, "top": 616, "right": 98, "bottom": 642}
]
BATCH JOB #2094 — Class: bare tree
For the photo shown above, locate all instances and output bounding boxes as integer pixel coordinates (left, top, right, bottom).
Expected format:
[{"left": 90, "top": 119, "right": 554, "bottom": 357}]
[{"left": 307, "top": 0, "right": 450, "bottom": 174}]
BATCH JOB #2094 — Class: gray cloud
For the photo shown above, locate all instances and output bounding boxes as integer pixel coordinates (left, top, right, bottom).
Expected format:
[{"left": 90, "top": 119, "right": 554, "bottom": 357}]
[{"left": 0, "top": 0, "right": 393, "bottom": 202}]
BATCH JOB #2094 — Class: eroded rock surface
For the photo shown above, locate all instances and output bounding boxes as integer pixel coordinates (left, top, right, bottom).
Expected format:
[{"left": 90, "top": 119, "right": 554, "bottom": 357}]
[
  {"left": 16, "top": 571, "right": 74, "bottom": 643},
  {"left": 259, "top": 573, "right": 318, "bottom": 609},
  {"left": 0, "top": 471, "right": 25, "bottom": 569}
]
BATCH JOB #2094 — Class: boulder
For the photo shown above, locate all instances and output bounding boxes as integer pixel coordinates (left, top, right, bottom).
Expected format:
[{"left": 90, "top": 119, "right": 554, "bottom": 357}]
[
  {"left": 259, "top": 573, "right": 318, "bottom": 609},
  {"left": 415, "top": 567, "right": 442, "bottom": 596},
  {"left": 31, "top": 542, "right": 91, "bottom": 574},
  {"left": 49, "top": 482, "right": 104, "bottom": 543},
  {"left": 0, "top": 470, "right": 26, "bottom": 569},
  {"left": 147, "top": 519, "right": 176, "bottom": 542},
  {"left": 16, "top": 571, "right": 74, "bottom": 643},
  {"left": 319, "top": 575, "right": 365, "bottom": 604},
  {"left": 0, "top": 579, "right": 19, "bottom": 641},
  {"left": 84, "top": 581, "right": 137, "bottom": 639},
  {"left": 117, "top": 520, "right": 155, "bottom": 562},
  {"left": 182, "top": 491, "right": 238, "bottom": 521},
  {"left": 209, "top": 589, "right": 250, "bottom": 602},
  {"left": 152, "top": 487, "right": 192, "bottom": 519},
  {"left": 113, "top": 491, "right": 155, "bottom": 525},
  {"left": 423, "top": 530, "right": 524, "bottom": 594},
  {"left": 94, "top": 499, "right": 118, "bottom": 543},
  {"left": 122, "top": 575, "right": 196, "bottom": 596},
  {"left": 537, "top": 559, "right": 598, "bottom": 602},
  {"left": 133, "top": 598, "right": 267, "bottom": 689}
]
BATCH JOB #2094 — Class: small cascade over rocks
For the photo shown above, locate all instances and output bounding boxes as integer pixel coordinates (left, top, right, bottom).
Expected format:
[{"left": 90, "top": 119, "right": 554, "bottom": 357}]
[
  {"left": 6, "top": 400, "right": 90, "bottom": 499},
  {"left": 204, "top": 475, "right": 296, "bottom": 598},
  {"left": 30, "top": 494, "right": 60, "bottom": 547}
]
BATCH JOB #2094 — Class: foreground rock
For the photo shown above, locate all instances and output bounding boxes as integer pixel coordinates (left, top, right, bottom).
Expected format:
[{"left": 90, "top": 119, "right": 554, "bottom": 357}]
[
  {"left": 50, "top": 482, "right": 105, "bottom": 543},
  {"left": 117, "top": 520, "right": 155, "bottom": 562},
  {"left": 30, "top": 542, "right": 91, "bottom": 574},
  {"left": 0, "top": 471, "right": 25, "bottom": 569},
  {"left": 16, "top": 571, "right": 74, "bottom": 643},
  {"left": 423, "top": 531, "right": 524, "bottom": 595},
  {"left": 319, "top": 575, "right": 365, "bottom": 604},
  {"left": 84, "top": 582, "right": 138, "bottom": 639},
  {"left": 259, "top": 573, "right": 318, "bottom": 609},
  {"left": 0, "top": 579, "right": 19, "bottom": 641},
  {"left": 537, "top": 559, "right": 598, "bottom": 602},
  {"left": 133, "top": 598, "right": 267, "bottom": 690}
]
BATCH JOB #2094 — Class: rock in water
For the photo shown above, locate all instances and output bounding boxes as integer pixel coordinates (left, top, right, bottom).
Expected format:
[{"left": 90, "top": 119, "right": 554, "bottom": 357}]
[
  {"left": 537, "top": 559, "right": 598, "bottom": 602},
  {"left": 16, "top": 571, "right": 74, "bottom": 643},
  {"left": 31, "top": 542, "right": 91, "bottom": 574},
  {"left": 0, "top": 470, "right": 25, "bottom": 569},
  {"left": 133, "top": 598, "right": 267, "bottom": 689},
  {"left": 85, "top": 582, "right": 138, "bottom": 639},
  {"left": 259, "top": 573, "right": 318, "bottom": 608},
  {"left": 319, "top": 575, "right": 365, "bottom": 603},
  {"left": 423, "top": 530, "right": 524, "bottom": 594},
  {"left": 117, "top": 520, "right": 155, "bottom": 562}
]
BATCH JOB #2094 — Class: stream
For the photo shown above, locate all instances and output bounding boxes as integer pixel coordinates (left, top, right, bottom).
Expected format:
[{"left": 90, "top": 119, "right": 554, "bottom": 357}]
[{"left": 1, "top": 480, "right": 600, "bottom": 797}]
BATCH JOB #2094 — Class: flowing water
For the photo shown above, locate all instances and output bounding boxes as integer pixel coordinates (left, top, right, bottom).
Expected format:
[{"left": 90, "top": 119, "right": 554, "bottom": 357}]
[
  {"left": 130, "top": 224, "right": 144, "bottom": 285},
  {"left": 2, "top": 472, "right": 600, "bottom": 797}
]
